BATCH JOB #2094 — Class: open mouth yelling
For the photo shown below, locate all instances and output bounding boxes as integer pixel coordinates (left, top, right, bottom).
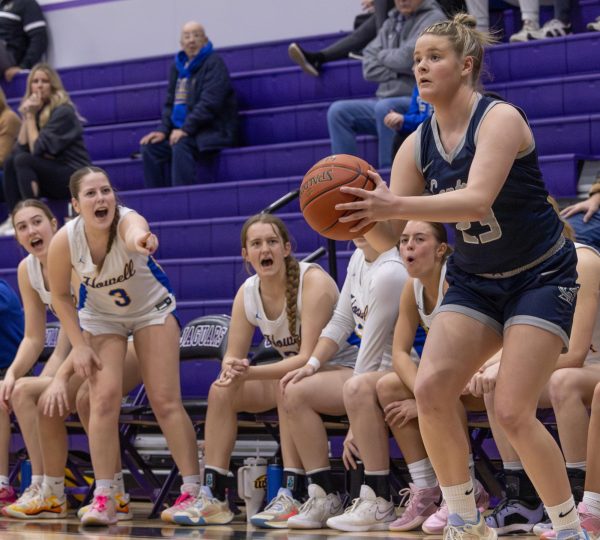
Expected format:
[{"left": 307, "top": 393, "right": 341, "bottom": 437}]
[
  {"left": 260, "top": 257, "right": 274, "bottom": 268},
  {"left": 30, "top": 238, "right": 43, "bottom": 249},
  {"left": 94, "top": 208, "right": 109, "bottom": 219}
]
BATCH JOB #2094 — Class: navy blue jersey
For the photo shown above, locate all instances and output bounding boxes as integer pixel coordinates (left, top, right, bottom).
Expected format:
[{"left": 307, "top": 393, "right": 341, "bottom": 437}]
[{"left": 415, "top": 94, "right": 563, "bottom": 275}]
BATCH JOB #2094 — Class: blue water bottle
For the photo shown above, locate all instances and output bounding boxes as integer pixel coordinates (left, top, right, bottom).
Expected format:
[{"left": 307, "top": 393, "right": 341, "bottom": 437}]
[
  {"left": 266, "top": 461, "right": 282, "bottom": 503},
  {"left": 20, "top": 460, "right": 32, "bottom": 494}
]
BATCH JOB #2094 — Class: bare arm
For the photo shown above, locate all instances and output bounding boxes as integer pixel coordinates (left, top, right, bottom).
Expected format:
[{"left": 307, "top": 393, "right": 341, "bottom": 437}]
[
  {"left": 121, "top": 212, "right": 158, "bottom": 256},
  {"left": 391, "top": 280, "right": 420, "bottom": 393}
]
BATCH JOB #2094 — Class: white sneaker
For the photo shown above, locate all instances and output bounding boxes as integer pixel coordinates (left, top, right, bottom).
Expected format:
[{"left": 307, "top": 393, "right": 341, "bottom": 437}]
[
  {"left": 509, "top": 19, "right": 540, "bottom": 42},
  {"left": 588, "top": 16, "right": 600, "bottom": 32},
  {"left": 530, "top": 19, "right": 571, "bottom": 39},
  {"left": 287, "top": 484, "right": 343, "bottom": 529},
  {"left": 326, "top": 484, "right": 395, "bottom": 532}
]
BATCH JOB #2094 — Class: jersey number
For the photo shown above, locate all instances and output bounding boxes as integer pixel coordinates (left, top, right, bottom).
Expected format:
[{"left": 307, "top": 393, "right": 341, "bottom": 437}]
[
  {"left": 456, "top": 210, "right": 502, "bottom": 244},
  {"left": 109, "top": 288, "right": 131, "bottom": 307}
]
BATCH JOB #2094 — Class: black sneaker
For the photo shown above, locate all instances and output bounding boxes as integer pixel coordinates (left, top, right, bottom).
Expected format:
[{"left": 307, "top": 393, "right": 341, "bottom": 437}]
[
  {"left": 288, "top": 43, "right": 321, "bottom": 77},
  {"left": 485, "top": 498, "right": 545, "bottom": 535}
]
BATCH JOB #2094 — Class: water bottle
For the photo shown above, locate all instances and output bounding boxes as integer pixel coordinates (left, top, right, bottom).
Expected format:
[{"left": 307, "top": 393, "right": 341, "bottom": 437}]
[
  {"left": 20, "top": 460, "right": 32, "bottom": 494},
  {"left": 266, "top": 461, "right": 282, "bottom": 503}
]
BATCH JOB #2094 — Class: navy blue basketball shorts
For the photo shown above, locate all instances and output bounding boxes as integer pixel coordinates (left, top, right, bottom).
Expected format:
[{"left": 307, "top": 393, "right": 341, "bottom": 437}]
[{"left": 439, "top": 240, "right": 578, "bottom": 350}]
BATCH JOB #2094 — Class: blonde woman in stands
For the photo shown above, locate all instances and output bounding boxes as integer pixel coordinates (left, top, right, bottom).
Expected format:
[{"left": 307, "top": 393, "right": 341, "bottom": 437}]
[
  {"left": 334, "top": 13, "right": 584, "bottom": 540},
  {"left": 0, "top": 199, "right": 139, "bottom": 521},
  {"left": 172, "top": 213, "right": 357, "bottom": 528},
  {"left": 47, "top": 166, "right": 200, "bottom": 526},
  {"left": 0, "top": 64, "right": 91, "bottom": 236},
  {"left": 278, "top": 234, "right": 407, "bottom": 531},
  {"left": 476, "top": 217, "right": 600, "bottom": 538}
]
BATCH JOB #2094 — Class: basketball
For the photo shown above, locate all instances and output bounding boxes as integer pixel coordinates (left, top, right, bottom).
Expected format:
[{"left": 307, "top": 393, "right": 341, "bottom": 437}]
[{"left": 299, "top": 154, "right": 377, "bottom": 241}]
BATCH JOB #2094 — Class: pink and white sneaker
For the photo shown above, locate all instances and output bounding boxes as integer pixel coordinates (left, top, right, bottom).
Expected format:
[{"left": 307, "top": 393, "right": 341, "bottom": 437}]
[
  {"left": 80, "top": 488, "right": 117, "bottom": 526},
  {"left": 389, "top": 483, "right": 441, "bottom": 531},
  {"left": 422, "top": 479, "right": 490, "bottom": 534},
  {"left": 578, "top": 502, "right": 600, "bottom": 537},
  {"left": 0, "top": 485, "right": 16, "bottom": 509},
  {"left": 161, "top": 489, "right": 197, "bottom": 523}
]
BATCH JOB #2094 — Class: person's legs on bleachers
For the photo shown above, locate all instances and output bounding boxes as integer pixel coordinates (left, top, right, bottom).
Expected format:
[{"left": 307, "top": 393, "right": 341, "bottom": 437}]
[
  {"left": 374, "top": 96, "right": 411, "bottom": 169},
  {"left": 374, "top": 372, "right": 443, "bottom": 532},
  {"left": 283, "top": 366, "right": 351, "bottom": 529},
  {"left": 465, "top": 0, "right": 490, "bottom": 31},
  {"left": 13, "top": 152, "right": 72, "bottom": 203},
  {"left": 141, "top": 139, "right": 173, "bottom": 188},
  {"left": 171, "top": 137, "right": 201, "bottom": 186},
  {"left": 326, "top": 371, "right": 396, "bottom": 532},
  {"left": 482, "top": 385, "right": 545, "bottom": 535},
  {"left": 327, "top": 98, "right": 379, "bottom": 159},
  {"left": 509, "top": 0, "right": 540, "bottom": 42}
]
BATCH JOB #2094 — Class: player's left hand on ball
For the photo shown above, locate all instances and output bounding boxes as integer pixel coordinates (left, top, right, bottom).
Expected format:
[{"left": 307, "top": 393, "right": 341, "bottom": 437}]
[
  {"left": 336, "top": 171, "right": 397, "bottom": 231},
  {"left": 135, "top": 231, "right": 158, "bottom": 255}
]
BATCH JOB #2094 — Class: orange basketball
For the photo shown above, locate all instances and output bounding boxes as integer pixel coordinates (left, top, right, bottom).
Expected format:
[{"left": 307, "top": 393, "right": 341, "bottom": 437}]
[{"left": 299, "top": 154, "right": 376, "bottom": 241}]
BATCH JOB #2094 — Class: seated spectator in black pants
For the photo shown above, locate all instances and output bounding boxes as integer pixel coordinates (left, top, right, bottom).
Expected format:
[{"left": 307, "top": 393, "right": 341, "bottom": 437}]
[
  {"left": 0, "top": 64, "right": 90, "bottom": 236},
  {"left": 0, "top": 0, "right": 48, "bottom": 82},
  {"left": 140, "top": 21, "right": 237, "bottom": 188}
]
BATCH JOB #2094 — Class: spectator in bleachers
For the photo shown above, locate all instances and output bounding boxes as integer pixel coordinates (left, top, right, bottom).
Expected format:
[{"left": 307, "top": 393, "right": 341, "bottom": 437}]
[
  {"left": 48, "top": 167, "right": 200, "bottom": 526},
  {"left": 0, "top": 86, "right": 21, "bottom": 206},
  {"left": 140, "top": 21, "right": 237, "bottom": 188},
  {"left": 0, "top": 199, "right": 140, "bottom": 522},
  {"left": 508, "top": 0, "right": 571, "bottom": 42},
  {"left": 588, "top": 16, "right": 600, "bottom": 31},
  {"left": 561, "top": 174, "right": 600, "bottom": 251},
  {"left": 0, "top": 0, "right": 47, "bottom": 82},
  {"left": 288, "top": 0, "right": 394, "bottom": 77},
  {"left": 0, "top": 64, "right": 90, "bottom": 237},
  {"left": 171, "top": 214, "right": 357, "bottom": 528},
  {"left": 0, "top": 278, "right": 24, "bottom": 508},
  {"left": 385, "top": 84, "right": 433, "bottom": 164},
  {"left": 478, "top": 224, "right": 600, "bottom": 537},
  {"left": 326, "top": 0, "right": 446, "bottom": 169},
  {"left": 279, "top": 236, "right": 407, "bottom": 531}
]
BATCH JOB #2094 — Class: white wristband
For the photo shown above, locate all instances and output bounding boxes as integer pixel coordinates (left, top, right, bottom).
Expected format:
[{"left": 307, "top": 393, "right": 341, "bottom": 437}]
[{"left": 307, "top": 356, "right": 321, "bottom": 371}]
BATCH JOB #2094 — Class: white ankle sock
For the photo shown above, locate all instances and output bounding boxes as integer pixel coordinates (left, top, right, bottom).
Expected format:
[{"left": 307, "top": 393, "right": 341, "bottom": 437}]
[
  {"left": 31, "top": 475, "right": 43, "bottom": 486},
  {"left": 44, "top": 476, "right": 65, "bottom": 497},
  {"left": 408, "top": 458, "right": 438, "bottom": 488},
  {"left": 441, "top": 479, "right": 478, "bottom": 523},
  {"left": 113, "top": 472, "right": 125, "bottom": 494},
  {"left": 546, "top": 496, "right": 581, "bottom": 533}
]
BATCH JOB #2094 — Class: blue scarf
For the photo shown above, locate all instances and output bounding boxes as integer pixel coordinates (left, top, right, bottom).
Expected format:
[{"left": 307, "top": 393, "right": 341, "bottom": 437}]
[{"left": 171, "top": 41, "right": 214, "bottom": 129}]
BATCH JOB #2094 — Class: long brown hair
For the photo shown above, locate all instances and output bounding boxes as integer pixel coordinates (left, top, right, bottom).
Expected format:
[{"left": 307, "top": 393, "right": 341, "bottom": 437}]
[
  {"left": 241, "top": 214, "right": 301, "bottom": 345},
  {"left": 23, "top": 63, "right": 79, "bottom": 128},
  {"left": 69, "top": 166, "right": 120, "bottom": 272},
  {"left": 547, "top": 196, "right": 576, "bottom": 241}
]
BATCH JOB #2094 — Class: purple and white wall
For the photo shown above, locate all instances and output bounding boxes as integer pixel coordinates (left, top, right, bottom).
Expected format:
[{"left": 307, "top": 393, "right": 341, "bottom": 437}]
[{"left": 38, "top": 0, "right": 355, "bottom": 68}]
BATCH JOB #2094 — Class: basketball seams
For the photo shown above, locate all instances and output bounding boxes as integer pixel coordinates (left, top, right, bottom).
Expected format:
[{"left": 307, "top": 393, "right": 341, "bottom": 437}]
[
  {"left": 320, "top": 176, "right": 375, "bottom": 235},
  {"left": 300, "top": 169, "right": 364, "bottom": 209}
]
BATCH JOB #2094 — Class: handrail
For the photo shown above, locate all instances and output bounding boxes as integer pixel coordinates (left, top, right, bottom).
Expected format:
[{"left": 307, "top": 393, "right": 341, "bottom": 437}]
[{"left": 260, "top": 189, "right": 338, "bottom": 282}]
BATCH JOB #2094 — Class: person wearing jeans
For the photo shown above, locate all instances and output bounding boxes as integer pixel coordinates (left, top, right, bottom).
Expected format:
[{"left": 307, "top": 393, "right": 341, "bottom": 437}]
[{"left": 326, "top": 0, "right": 445, "bottom": 169}]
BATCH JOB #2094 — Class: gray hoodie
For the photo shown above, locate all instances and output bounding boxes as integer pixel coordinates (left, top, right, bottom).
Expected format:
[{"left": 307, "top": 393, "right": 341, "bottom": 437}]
[{"left": 362, "top": 0, "right": 446, "bottom": 98}]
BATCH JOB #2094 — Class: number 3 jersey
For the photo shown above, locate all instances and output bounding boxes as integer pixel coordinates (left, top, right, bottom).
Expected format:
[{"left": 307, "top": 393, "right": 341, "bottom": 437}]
[
  {"left": 66, "top": 206, "right": 175, "bottom": 317},
  {"left": 415, "top": 93, "right": 563, "bottom": 276}
]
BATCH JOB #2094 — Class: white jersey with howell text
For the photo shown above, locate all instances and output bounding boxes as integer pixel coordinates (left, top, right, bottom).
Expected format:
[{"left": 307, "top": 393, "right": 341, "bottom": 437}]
[
  {"left": 576, "top": 243, "right": 600, "bottom": 365},
  {"left": 320, "top": 247, "right": 407, "bottom": 373},
  {"left": 243, "top": 261, "right": 356, "bottom": 365},
  {"left": 66, "top": 206, "right": 175, "bottom": 318}
]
